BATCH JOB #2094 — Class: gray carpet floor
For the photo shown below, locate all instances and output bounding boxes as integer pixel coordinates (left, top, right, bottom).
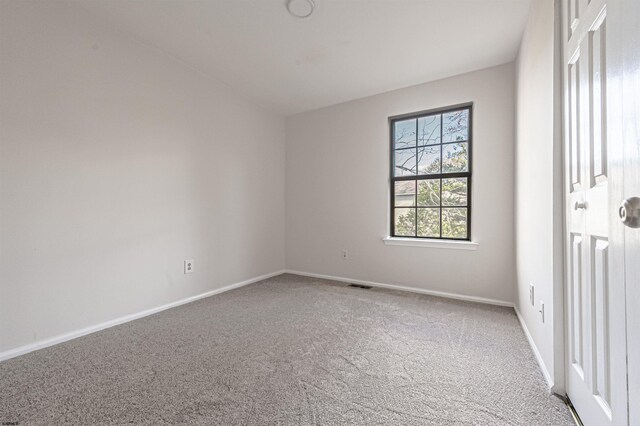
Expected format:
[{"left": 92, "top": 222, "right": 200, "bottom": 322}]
[{"left": 0, "top": 273, "right": 574, "bottom": 425}]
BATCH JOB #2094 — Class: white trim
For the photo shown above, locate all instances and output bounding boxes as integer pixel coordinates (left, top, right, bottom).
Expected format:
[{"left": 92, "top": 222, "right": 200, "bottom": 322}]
[
  {"left": 0, "top": 269, "right": 286, "bottom": 363},
  {"left": 382, "top": 237, "right": 479, "bottom": 250},
  {"left": 514, "top": 307, "right": 554, "bottom": 390},
  {"left": 284, "top": 269, "right": 513, "bottom": 307}
]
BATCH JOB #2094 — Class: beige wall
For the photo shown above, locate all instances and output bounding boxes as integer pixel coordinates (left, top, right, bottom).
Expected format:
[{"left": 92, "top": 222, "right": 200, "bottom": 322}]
[
  {"left": 514, "top": 0, "right": 563, "bottom": 390},
  {"left": 0, "top": 2, "right": 286, "bottom": 353},
  {"left": 286, "top": 63, "right": 516, "bottom": 303}
]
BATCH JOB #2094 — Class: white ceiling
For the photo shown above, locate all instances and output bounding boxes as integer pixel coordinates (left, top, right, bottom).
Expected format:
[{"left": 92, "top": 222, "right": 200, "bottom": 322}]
[{"left": 78, "top": 0, "right": 532, "bottom": 115}]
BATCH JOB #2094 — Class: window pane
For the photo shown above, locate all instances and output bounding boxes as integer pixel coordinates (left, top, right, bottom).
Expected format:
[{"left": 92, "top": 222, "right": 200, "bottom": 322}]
[
  {"left": 442, "top": 178, "right": 467, "bottom": 206},
  {"left": 417, "top": 208, "right": 440, "bottom": 238},
  {"left": 417, "top": 179, "right": 440, "bottom": 207},
  {"left": 417, "top": 145, "right": 441, "bottom": 174},
  {"left": 394, "top": 119, "right": 416, "bottom": 149},
  {"left": 394, "top": 208, "right": 416, "bottom": 236},
  {"left": 418, "top": 115, "right": 441, "bottom": 145},
  {"left": 442, "top": 207, "right": 467, "bottom": 239},
  {"left": 395, "top": 148, "right": 417, "bottom": 176},
  {"left": 442, "top": 142, "right": 468, "bottom": 173},
  {"left": 394, "top": 180, "right": 415, "bottom": 207},
  {"left": 442, "top": 109, "right": 469, "bottom": 142}
]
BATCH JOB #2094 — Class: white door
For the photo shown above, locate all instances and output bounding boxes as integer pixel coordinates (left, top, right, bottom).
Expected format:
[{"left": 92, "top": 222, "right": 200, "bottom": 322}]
[
  {"left": 608, "top": 0, "right": 640, "bottom": 424},
  {"left": 563, "top": 0, "right": 612, "bottom": 423},
  {"left": 563, "top": 0, "right": 637, "bottom": 424}
]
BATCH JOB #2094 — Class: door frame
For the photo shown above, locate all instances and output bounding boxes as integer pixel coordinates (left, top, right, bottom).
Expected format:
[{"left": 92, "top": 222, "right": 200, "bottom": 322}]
[{"left": 553, "top": 0, "right": 567, "bottom": 397}]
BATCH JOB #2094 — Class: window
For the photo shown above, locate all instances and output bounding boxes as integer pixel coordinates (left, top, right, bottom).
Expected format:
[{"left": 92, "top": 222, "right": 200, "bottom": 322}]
[{"left": 390, "top": 104, "right": 472, "bottom": 240}]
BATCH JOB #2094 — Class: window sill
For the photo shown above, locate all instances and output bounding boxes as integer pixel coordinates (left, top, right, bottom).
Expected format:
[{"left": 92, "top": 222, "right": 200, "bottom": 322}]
[{"left": 382, "top": 237, "right": 479, "bottom": 250}]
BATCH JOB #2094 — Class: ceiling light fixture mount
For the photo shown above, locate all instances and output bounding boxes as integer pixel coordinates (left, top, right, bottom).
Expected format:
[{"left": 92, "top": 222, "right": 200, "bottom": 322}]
[{"left": 286, "top": 0, "right": 315, "bottom": 19}]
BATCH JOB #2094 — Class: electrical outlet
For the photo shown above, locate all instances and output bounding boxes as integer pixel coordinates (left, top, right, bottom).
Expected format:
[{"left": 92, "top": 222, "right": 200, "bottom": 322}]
[
  {"left": 342, "top": 249, "right": 348, "bottom": 260},
  {"left": 529, "top": 284, "right": 535, "bottom": 306},
  {"left": 184, "top": 259, "right": 194, "bottom": 274},
  {"left": 539, "top": 301, "right": 545, "bottom": 323}
]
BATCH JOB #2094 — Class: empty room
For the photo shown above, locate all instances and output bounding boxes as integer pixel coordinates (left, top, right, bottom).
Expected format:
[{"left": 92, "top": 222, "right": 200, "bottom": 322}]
[{"left": 1, "top": 0, "right": 638, "bottom": 425}]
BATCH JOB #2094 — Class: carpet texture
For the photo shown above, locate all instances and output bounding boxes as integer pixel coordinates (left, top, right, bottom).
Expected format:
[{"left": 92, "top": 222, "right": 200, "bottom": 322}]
[{"left": 0, "top": 274, "right": 573, "bottom": 425}]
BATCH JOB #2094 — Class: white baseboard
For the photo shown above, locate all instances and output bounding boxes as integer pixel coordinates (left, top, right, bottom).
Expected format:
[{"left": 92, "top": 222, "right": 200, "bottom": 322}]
[
  {"left": 0, "top": 269, "right": 286, "bottom": 363},
  {"left": 514, "top": 307, "right": 554, "bottom": 390},
  {"left": 284, "top": 269, "right": 514, "bottom": 307}
]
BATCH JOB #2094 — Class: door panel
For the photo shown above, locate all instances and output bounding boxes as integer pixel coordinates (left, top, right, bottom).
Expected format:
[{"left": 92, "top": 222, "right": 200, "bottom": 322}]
[
  {"left": 563, "top": 0, "right": 620, "bottom": 424},
  {"left": 591, "top": 237, "right": 610, "bottom": 410},
  {"left": 569, "top": 234, "right": 583, "bottom": 369},
  {"left": 589, "top": 23, "right": 607, "bottom": 185},
  {"left": 569, "top": 59, "right": 581, "bottom": 192}
]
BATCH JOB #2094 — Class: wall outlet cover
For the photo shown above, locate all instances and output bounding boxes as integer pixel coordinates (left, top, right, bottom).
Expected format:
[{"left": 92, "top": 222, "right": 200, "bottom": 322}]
[
  {"left": 529, "top": 284, "right": 535, "bottom": 306},
  {"left": 184, "top": 259, "right": 194, "bottom": 274}
]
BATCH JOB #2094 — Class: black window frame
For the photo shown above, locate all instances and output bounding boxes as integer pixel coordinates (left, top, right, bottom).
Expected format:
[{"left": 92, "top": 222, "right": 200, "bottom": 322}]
[{"left": 389, "top": 102, "right": 473, "bottom": 241}]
